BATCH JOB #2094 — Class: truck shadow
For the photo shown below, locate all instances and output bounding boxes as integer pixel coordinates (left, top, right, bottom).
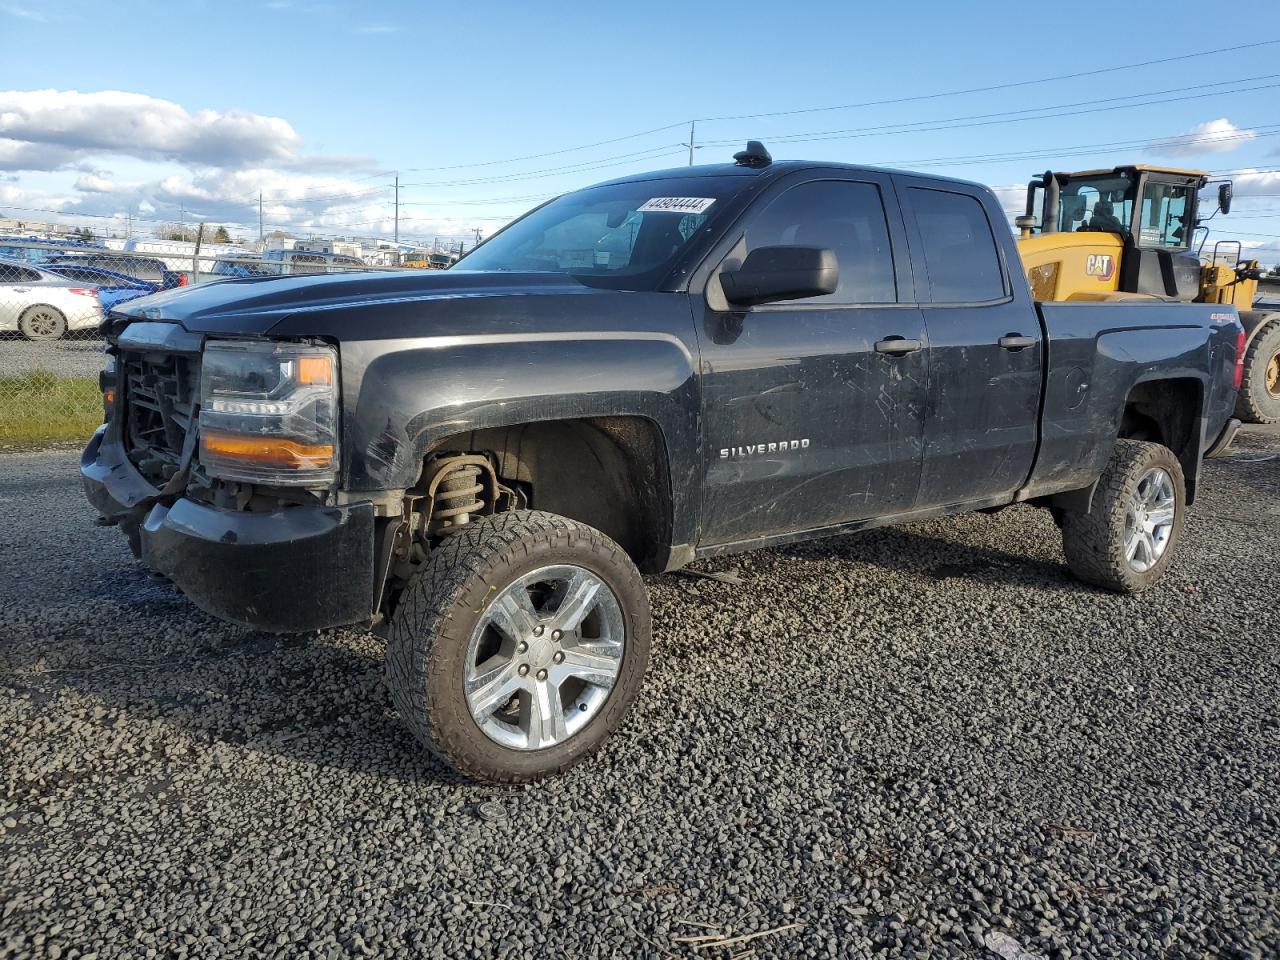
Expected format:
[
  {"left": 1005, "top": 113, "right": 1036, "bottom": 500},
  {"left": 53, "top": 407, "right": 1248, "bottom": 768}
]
[
  {"left": 7, "top": 569, "right": 472, "bottom": 786},
  {"left": 770, "top": 520, "right": 1081, "bottom": 592}
]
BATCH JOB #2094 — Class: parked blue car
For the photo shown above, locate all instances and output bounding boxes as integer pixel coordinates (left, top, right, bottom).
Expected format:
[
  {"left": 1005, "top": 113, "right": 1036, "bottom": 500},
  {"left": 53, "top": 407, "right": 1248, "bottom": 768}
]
[{"left": 44, "top": 263, "right": 159, "bottom": 311}]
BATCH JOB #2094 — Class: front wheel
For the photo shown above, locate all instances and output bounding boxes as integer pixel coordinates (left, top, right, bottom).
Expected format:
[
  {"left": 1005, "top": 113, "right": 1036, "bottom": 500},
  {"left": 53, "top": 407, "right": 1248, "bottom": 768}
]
[
  {"left": 386, "top": 510, "right": 651, "bottom": 783},
  {"left": 1061, "top": 439, "right": 1186, "bottom": 593}
]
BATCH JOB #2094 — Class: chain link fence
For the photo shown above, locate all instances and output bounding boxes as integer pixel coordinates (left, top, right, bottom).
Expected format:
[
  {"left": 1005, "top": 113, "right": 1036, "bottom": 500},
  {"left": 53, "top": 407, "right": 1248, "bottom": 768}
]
[{"left": 0, "top": 238, "right": 439, "bottom": 448}]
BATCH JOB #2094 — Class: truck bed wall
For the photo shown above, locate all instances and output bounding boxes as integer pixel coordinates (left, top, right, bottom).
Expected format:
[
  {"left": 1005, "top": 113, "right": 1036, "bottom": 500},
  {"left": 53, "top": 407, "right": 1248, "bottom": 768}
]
[{"left": 1023, "top": 300, "right": 1238, "bottom": 499}]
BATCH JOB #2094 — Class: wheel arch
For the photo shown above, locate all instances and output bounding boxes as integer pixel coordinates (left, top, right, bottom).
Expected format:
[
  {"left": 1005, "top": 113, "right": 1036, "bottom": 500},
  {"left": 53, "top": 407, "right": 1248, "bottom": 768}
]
[
  {"left": 1117, "top": 376, "right": 1204, "bottom": 504},
  {"left": 420, "top": 415, "right": 677, "bottom": 573}
]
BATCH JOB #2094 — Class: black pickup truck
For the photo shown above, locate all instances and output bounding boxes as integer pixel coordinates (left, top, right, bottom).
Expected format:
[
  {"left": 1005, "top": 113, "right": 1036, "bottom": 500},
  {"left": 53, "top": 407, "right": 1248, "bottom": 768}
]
[{"left": 82, "top": 143, "right": 1243, "bottom": 782}]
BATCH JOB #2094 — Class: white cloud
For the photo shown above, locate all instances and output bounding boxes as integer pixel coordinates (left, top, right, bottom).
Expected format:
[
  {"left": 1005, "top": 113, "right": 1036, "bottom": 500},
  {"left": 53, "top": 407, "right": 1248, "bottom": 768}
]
[
  {"left": 357, "top": 24, "right": 397, "bottom": 34},
  {"left": 0, "top": 89, "right": 304, "bottom": 171},
  {"left": 1147, "top": 119, "right": 1258, "bottom": 158},
  {"left": 0, "top": 4, "right": 45, "bottom": 21}
]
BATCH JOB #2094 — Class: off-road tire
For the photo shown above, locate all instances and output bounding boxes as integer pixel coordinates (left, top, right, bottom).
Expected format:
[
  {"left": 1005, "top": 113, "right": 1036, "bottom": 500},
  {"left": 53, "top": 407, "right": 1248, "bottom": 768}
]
[
  {"left": 1234, "top": 320, "right": 1280, "bottom": 424},
  {"left": 1061, "top": 439, "right": 1186, "bottom": 593},
  {"left": 18, "top": 305, "right": 68, "bottom": 340},
  {"left": 386, "top": 510, "right": 651, "bottom": 783}
]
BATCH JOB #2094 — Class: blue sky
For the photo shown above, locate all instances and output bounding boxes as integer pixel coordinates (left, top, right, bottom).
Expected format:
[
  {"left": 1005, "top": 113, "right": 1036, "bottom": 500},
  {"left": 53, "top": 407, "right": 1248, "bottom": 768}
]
[{"left": 2, "top": 0, "right": 1280, "bottom": 261}]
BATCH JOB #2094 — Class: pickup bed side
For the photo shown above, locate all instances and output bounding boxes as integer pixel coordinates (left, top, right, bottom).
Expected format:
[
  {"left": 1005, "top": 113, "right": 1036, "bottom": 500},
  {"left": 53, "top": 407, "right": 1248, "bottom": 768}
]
[{"left": 1022, "top": 300, "right": 1239, "bottom": 506}]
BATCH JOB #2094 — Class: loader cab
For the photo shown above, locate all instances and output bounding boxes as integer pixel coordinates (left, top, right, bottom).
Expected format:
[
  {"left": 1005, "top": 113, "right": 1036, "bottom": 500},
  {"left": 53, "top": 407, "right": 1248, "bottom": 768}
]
[{"left": 1021, "top": 165, "right": 1211, "bottom": 301}]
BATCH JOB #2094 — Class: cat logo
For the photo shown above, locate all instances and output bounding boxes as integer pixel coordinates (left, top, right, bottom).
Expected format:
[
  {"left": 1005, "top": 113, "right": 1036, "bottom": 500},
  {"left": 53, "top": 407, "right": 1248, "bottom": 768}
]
[{"left": 1085, "top": 254, "right": 1115, "bottom": 280}]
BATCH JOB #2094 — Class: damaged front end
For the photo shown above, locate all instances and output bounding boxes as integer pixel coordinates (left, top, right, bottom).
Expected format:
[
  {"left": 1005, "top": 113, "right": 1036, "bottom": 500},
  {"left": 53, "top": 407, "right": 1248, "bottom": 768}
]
[{"left": 81, "top": 320, "right": 376, "bottom": 633}]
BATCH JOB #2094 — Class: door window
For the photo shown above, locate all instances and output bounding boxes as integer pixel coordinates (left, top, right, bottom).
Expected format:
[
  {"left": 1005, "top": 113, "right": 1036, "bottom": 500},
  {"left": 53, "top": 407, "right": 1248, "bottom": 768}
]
[
  {"left": 0, "top": 263, "right": 40, "bottom": 283},
  {"left": 744, "top": 180, "right": 897, "bottom": 304},
  {"left": 1138, "top": 181, "right": 1194, "bottom": 250},
  {"left": 908, "top": 188, "right": 1006, "bottom": 303}
]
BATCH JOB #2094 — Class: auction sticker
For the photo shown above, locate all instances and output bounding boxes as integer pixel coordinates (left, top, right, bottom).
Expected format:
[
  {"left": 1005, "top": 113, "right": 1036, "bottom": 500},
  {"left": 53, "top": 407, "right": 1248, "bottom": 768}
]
[{"left": 637, "top": 197, "right": 716, "bottom": 214}]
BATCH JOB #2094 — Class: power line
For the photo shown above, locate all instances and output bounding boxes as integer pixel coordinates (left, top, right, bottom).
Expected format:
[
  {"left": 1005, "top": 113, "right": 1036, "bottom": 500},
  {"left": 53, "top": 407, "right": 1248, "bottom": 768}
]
[
  {"left": 396, "top": 39, "right": 1280, "bottom": 173},
  {"left": 702, "top": 80, "right": 1280, "bottom": 151},
  {"left": 696, "top": 40, "right": 1280, "bottom": 123}
]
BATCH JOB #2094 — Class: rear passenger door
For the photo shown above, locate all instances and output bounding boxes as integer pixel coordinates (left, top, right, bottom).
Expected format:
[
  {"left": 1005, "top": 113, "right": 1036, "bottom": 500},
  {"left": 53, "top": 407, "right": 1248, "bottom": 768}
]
[{"left": 896, "top": 178, "right": 1043, "bottom": 507}]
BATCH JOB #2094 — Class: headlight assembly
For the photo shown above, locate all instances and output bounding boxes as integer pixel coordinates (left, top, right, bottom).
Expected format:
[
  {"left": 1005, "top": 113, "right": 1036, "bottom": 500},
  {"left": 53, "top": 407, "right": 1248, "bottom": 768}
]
[{"left": 198, "top": 340, "right": 339, "bottom": 486}]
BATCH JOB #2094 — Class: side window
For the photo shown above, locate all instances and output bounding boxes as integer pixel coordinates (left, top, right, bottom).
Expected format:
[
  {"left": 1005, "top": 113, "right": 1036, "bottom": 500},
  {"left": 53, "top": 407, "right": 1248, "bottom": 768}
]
[
  {"left": 908, "top": 188, "right": 1006, "bottom": 303},
  {"left": 745, "top": 180, "right": 897, "bottom": 304},
  {"left": 1139, "top": 181, "right": 1193, "bottom": 250},
  {"left": 0, "top": 263, "right": 39, "bottom": 283}
]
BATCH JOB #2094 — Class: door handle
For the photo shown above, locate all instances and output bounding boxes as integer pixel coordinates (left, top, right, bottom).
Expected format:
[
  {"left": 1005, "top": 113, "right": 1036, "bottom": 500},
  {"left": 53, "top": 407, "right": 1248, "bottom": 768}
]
[
  {"left": 874, "top": 337, "right": 923, "bottom": 355},
  {"left": 999, "top": 334, "right": 1036, "bottom": 351}
]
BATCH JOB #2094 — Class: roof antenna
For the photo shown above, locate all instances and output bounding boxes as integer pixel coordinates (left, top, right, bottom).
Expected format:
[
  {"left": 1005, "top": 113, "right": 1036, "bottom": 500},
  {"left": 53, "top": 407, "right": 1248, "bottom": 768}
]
[{"left": 733, "top": 141, "right": 772, "bottom": 168}]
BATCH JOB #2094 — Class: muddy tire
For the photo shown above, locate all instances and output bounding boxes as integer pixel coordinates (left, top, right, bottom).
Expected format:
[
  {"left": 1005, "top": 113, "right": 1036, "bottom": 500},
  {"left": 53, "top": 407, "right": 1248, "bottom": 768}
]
[
  {"left": 386, "top": 510, "right": 651, "bottom": 783},
  {"left": 1234, "top": 321, "right": 1280, "bottom": 424},
  {"left": 1061, "top": 439, "right": 1186, "bottom": 593},
  {"left": 18, "top": 305, "right": 68, "bottom": 340}
]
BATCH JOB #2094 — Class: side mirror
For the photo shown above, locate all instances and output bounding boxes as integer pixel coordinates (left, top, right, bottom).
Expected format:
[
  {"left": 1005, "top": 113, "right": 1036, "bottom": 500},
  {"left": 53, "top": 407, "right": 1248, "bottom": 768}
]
[
  {"left": 1218, "top": 182, "right": 1233, "bottom": 216},
  {"left": 719, "top": 245, "right": 838, "bottom": 307}
]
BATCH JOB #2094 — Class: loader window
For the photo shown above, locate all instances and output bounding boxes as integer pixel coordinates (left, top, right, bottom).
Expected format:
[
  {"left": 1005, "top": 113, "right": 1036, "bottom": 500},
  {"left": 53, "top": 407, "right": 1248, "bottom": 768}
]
[{"left": 1138, "top": 181, "right": 1194, "bottom": 250}]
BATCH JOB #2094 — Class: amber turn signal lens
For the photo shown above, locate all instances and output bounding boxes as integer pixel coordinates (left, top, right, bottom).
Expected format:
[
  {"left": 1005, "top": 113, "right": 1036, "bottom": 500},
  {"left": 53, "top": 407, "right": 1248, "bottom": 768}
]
[
  {"left": 200, "top": 430, "right": 333, "bottom": 468},
  {"left": 103, "top": 387, "right": 116, "bottom": 405},
  {"left": 296, "top": 355, "right": 333, "bottom": 385}
]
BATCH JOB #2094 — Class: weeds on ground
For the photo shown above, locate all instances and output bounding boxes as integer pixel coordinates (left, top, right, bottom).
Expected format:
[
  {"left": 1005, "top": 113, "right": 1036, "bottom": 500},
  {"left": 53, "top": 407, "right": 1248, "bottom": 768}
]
[{"left": 0, "top": 372, "right": 102, "bottom": 448}]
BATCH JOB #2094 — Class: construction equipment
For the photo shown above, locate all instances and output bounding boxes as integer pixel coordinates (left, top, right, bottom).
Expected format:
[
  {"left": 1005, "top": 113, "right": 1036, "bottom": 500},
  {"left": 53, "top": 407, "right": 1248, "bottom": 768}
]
[{"left": 1016, "top": 164, "right": 1280, "bottom": 423}]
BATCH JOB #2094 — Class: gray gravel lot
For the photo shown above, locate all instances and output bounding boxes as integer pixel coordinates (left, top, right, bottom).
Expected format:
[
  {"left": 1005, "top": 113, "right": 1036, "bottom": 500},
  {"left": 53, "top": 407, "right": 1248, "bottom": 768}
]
[
  {"left": 2, "top": 429, "right": 1278, "bottom": 959},
  {"left": 0, "top": 336, "right": 105, "bottom": 379}
]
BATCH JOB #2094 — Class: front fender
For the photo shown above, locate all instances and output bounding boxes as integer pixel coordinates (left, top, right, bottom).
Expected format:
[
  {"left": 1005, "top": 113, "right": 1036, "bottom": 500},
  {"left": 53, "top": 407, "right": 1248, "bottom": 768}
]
[{"left": 340, "top": 329, "right": 701, "bottom": 539}]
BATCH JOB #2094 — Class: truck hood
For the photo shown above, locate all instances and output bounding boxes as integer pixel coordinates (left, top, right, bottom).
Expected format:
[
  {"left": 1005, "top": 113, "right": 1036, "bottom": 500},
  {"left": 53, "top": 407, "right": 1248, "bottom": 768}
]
[{"left": 113, "top": 270, "right": 610, "bottom": 336}]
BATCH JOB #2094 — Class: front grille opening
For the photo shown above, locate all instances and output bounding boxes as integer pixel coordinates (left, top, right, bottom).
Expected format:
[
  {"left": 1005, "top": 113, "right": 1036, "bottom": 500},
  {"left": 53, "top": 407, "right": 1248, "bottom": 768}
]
[{"left": 121, "top": 351, "right": 199, "bottom": 487}]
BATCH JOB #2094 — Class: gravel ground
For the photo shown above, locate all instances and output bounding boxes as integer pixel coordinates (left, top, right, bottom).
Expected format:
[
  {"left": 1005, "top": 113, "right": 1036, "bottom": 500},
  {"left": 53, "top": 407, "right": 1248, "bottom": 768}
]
[
  {"left": 0, "top": 336, "right": 105, "bottom": 379},
  {"left": 1, "top": 428, "right": 1278, "bottom": 959}
]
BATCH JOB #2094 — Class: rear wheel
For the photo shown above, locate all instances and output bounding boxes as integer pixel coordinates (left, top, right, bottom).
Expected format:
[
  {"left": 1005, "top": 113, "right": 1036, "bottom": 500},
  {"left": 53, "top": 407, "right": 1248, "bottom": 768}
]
[
  {"left": 1061, "top": 439, "right": 1186, "bottom": 593},
  {"left": 1234, "top": 321, "right": 1280, "bottom": 424},
  {"left": 18, "top": 305, "right": 67, "bottom": 340},
  {"left": 386, "top": 510, "right": 651, "bottom": 783}
]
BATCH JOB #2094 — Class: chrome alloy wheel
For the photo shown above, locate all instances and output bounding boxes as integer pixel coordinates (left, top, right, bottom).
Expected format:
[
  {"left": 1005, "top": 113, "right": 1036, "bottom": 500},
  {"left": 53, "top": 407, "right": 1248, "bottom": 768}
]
[
  {"left": 21, "top": 307, "right": 63, "bottom": 339},
  {"left": 1124, "top": 467, "right": 1176, "bottom": 573},
  {"left": 463, "top": 564, "right": 625, "bottom": 751}
]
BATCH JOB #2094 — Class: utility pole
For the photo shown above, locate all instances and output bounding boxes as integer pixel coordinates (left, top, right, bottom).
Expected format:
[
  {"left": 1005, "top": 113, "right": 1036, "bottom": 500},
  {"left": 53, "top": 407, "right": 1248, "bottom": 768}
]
[
  {"left": 126, "top": 209, "right": 132, "bottom": 240},
  {"left": 473, "top": 226, "right": 482, "bottom": 248},
  {"left": 193, "top": 222, "right": 205, "bottom": 280},
  {"left": 686, "top": 120, "right": 696, "bottom": 166},
  {"left": 393, "top": 173, "right": 400, "bottom": 254},
  {"left": 258, "top": 192, "right": 264, "bottom": 245}
]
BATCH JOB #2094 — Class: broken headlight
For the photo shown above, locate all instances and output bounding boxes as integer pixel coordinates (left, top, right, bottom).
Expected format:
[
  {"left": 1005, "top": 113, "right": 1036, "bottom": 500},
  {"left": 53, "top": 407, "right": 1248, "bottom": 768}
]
[{"left": 198, "top": 340, "right": 339, "bottom": 486}]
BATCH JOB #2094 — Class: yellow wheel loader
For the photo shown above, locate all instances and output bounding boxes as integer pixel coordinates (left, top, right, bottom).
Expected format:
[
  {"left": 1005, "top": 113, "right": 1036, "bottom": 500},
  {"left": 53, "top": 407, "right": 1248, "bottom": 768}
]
[{"left": 1016, "top": 165, "right": 1280, "bottom": 424}]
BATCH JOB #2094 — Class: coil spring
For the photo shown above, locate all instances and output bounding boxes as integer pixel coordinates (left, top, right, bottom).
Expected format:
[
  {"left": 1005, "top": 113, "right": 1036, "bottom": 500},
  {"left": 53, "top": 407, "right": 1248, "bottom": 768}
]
[{"left": 433, "top": 463, "right": 485, "bottom": 534}]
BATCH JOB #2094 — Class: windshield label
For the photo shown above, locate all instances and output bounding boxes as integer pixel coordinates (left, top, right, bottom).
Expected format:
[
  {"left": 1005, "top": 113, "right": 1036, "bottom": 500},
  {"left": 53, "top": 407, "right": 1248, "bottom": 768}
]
[{"left": 637, "top": 197, "right": 716, "bottom": 214}]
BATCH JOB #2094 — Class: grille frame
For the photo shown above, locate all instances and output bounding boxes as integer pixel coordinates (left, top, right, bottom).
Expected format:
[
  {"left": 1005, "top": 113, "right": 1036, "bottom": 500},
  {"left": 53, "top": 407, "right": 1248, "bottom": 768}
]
[{"left": 120, "top": 349, "right": 201, "bottom": 488}]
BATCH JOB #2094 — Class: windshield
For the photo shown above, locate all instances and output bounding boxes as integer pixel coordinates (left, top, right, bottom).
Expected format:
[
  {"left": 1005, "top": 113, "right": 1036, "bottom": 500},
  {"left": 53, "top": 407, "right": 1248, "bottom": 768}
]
[
  {"left": 454, "top": 176, "right": 745, "bottom": 289},
  {"left": 1058, "top": 174, "right": 1135, "bottom": 235}
]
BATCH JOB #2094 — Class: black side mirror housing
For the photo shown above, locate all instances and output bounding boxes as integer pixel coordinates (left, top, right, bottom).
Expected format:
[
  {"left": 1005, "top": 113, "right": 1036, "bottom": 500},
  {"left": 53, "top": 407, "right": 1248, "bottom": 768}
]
[
  {"left": 1218, "top": 182, "right": 1233, "bottom": 216},
  {"left": 720, "top": 245, "right": 838, "bottom": 307}
]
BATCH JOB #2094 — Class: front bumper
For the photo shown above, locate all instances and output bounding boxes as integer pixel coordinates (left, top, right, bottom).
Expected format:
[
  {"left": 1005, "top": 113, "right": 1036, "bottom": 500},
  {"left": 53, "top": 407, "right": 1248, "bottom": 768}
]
[{"left": 82, "top": 426, "right": 375, "bottom": 633}]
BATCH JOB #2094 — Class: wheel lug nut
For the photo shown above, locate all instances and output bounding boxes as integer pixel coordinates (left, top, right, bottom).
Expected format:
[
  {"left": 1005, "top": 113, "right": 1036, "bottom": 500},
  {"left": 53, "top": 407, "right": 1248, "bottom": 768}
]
[
  {"left": 536, "top": 669, "right": 547, "bottom": 681},
  {"left": 517, "top": 641, "right": 528, "bottom": 653},
  {"left": 518, "top": 664, "right": 530, "bottom": 676},
  {"left": 552, "top": 629, "right": 562, "bottom": 641},
  {"left": 553, "top": 652, "right": 564, "bottom": 663},
  {"left": 533, "top": 625, "right": 544, "bottom": 636}
]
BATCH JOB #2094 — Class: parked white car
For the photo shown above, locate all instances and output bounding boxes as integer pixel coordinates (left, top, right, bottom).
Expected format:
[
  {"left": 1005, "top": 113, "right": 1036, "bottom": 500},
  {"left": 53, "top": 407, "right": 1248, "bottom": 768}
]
[{"left": 0, "top": 257, "right": 104, "bottom": 339}]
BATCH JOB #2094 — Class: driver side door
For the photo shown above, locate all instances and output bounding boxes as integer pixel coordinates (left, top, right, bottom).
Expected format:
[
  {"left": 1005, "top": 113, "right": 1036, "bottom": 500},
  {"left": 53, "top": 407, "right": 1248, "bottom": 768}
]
[{"left": 694, "top": 174, "right": 928, "bottom": 547}]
